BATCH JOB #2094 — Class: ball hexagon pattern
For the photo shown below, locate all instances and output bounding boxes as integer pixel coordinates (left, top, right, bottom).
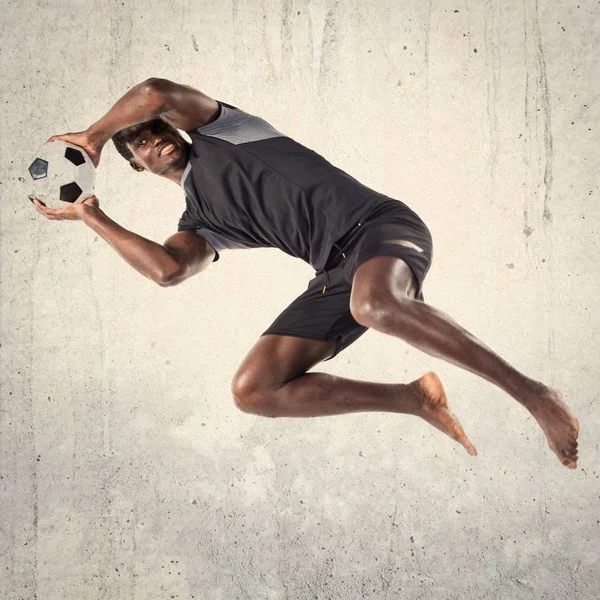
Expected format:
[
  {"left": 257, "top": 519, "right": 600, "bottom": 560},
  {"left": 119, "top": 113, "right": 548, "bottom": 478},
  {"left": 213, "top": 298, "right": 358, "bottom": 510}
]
[{"left": 28, "top": 141, "right": 95, "bottom": 208}]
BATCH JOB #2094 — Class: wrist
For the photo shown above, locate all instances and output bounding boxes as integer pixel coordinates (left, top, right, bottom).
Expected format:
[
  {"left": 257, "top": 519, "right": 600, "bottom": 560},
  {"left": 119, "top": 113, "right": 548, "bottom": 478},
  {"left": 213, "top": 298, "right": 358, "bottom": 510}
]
[
  {"left": 85, "top": 125, "right": 107, "bottom": 151},
  {"left": 81, "top": 203, "right": 103, "bottom": 224}
]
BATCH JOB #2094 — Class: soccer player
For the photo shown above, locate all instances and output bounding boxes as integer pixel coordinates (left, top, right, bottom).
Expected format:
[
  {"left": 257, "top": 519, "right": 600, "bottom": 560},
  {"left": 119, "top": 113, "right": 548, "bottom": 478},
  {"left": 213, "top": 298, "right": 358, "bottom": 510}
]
[{"left": 31, "top": 78, "right": 579, "bottom": 469}]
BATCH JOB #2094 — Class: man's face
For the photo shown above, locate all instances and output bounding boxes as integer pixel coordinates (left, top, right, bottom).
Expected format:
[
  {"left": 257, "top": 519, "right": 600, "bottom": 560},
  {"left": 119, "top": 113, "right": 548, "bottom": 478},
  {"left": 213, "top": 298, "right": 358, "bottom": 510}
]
[{"left": 124, "top": 119, "right": 189, "bottom": 176}]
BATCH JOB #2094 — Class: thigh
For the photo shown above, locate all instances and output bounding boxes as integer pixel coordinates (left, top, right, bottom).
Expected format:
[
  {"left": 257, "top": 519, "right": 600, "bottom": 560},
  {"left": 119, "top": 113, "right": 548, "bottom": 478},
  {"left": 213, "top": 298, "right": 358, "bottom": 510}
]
[
  {"left": 260, "top": 270, "right": 369, "bottom": 365},
  {"left": 232, "top": 334, "right": 337, "bottom": 397},
  {"left": 340, "top": 197, "right": 433, "bottom": 301}
]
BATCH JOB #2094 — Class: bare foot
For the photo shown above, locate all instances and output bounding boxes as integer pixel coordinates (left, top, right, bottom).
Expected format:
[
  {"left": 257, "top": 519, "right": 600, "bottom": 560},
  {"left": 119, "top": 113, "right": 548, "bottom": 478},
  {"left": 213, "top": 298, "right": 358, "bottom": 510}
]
[
  {"left": 526, "top": 385, "right": 579, "bottom": 469},
  {"left": 414, "top": 372, "right": 478, "bottom": 456}
]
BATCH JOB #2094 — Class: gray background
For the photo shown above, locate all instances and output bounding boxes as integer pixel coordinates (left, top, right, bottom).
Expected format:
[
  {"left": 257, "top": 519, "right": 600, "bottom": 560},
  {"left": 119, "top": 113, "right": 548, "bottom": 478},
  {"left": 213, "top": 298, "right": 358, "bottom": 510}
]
[{"left": 1, "top": 0, "right": 599, "bottom": 598}]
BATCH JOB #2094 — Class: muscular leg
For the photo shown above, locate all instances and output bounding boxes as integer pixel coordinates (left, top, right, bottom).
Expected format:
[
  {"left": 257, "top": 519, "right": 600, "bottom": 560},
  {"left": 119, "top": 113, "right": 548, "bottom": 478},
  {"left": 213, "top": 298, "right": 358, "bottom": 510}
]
[
  {"left": 232, "top": 337, "right": 478, "bottom": 456},
  {"left": 348, "top": 256, "right": 580, "bottom": 469}
]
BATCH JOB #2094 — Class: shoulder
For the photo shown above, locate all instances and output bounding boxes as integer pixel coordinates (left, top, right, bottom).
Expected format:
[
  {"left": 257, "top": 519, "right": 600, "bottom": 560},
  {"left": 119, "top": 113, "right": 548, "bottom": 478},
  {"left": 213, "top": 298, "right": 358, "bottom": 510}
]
[{"left": 186, "top": 102, "right": 284, "bottom": 145}]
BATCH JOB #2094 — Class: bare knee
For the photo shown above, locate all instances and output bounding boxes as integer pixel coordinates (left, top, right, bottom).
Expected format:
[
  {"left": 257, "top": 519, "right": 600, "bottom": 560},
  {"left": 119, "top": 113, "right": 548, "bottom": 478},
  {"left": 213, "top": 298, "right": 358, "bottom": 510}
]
[
  {"left": 231, "top": 369, "right": 275, "bottom": 416},
  {"left": 350, "top": 289, "right": 413, "bottom": 329},
  {"left": 231, "top": 334, "right": 334, "bottom": 416},
  {"left": 350, "top": 288, "right": 401, "bottom": 327},
  {"left": 350, "top": 257, "right": 417, "bottom": 327}
]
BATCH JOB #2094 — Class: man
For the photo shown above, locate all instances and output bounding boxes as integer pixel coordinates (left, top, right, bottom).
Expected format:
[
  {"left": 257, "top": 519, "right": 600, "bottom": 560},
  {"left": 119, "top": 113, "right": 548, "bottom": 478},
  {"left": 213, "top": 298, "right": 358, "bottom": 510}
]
[{"left": 32, "top": 78, "right": 579, "bottom": 469}]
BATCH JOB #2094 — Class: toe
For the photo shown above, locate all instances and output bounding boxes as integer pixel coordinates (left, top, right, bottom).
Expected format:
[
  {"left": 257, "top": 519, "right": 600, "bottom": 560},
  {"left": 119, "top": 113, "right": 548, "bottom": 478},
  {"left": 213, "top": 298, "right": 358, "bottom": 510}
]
[
  {"left": 462, "top": 439, "right": 478, "bottom": 456},
  {"left": 561, "top": 456, "right": 577, "bottom": 469},
  {"left": 450, "top": 421, "right": 477, "bottom": 456}
]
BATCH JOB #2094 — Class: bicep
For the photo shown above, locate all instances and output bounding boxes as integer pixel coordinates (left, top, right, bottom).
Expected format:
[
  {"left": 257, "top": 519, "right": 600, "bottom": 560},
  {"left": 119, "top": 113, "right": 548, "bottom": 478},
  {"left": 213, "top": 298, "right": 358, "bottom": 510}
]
[
  {"left": 148, "top": 78, "right": 220, "bottom": 131},
  {"left": 162, "top": 230, "right": 216, "bottom": 284}
]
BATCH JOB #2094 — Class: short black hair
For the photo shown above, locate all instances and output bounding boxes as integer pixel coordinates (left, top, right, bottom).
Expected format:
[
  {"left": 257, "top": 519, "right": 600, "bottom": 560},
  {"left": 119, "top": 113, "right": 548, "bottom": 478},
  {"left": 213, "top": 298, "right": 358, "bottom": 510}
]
[
  {"left": 112, "top": 129, "right": 134, "bottom": 161},
  {"left": 111, "top": 118, "right": 166, "bottom": 162}
]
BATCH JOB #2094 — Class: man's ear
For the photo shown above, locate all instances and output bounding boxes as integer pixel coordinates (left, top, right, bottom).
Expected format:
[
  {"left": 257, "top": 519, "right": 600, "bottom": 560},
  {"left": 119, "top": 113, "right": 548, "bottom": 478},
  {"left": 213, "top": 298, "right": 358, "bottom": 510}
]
[{"left": 129, "top": 160, "right": 144, "bottom": 173}]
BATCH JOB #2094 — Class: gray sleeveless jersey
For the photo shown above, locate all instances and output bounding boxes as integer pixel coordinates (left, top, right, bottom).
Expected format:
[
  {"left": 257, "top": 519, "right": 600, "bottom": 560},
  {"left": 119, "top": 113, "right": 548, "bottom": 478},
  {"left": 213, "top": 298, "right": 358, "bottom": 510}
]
[{"left": 178, "top": 102, "right": 379, "bottom": 271}]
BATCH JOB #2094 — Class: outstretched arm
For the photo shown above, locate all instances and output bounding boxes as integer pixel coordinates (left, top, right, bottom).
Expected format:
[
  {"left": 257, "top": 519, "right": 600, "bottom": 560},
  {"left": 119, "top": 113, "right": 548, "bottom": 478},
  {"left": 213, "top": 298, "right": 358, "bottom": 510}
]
[
  {"left": 31, "top": 196, "right": 215, "bottom": 286},
  {"left": 50, "top": 78, "right": 219, "bottom": 166}
]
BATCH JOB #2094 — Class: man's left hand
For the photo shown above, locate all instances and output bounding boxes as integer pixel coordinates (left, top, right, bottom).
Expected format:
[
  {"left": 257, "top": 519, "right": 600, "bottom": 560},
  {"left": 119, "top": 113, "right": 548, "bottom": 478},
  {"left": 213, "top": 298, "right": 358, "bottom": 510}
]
[{"left": 47, "top": 131, "right": 102, "bottom": 168}]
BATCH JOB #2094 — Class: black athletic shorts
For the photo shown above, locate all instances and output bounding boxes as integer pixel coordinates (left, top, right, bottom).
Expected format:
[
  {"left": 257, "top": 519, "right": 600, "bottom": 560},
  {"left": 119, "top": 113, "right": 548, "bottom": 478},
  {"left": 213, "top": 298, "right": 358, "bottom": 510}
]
[{"left": 261, "top": 194, "right": 433, "bottom": 361}]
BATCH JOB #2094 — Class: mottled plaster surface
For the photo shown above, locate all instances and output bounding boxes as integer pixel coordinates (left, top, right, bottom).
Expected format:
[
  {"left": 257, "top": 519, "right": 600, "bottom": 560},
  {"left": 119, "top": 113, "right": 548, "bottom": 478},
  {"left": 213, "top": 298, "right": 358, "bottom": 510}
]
[{"left": 1, "top": 1, "right": 599, "bottom": 598}]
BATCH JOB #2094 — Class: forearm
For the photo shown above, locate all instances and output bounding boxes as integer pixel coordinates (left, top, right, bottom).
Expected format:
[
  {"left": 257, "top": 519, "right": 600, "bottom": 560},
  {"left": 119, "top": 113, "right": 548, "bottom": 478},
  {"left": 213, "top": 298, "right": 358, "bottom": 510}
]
[
  {"left": 81, "top": 205, "right": 178, "bottom": 285},
  {"left": 86, "top": 79, "right": 166, "bottom": 148}
]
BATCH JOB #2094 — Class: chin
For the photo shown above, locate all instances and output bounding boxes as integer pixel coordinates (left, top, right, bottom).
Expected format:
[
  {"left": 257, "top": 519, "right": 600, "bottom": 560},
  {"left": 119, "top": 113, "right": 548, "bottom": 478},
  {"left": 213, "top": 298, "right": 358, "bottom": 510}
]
[
  {"left": 171, "top": 150, "right": 188, "bottom": 170},
  {"left": 157, "top": 154, "right": 185, "bottom": 176}
]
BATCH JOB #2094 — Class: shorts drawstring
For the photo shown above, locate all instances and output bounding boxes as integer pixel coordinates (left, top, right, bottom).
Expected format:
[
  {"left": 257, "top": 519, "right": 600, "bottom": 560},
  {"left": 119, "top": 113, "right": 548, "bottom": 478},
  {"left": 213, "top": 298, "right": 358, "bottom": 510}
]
[{"left": 333, "top": 243, "right": 346, "bottom": 259}]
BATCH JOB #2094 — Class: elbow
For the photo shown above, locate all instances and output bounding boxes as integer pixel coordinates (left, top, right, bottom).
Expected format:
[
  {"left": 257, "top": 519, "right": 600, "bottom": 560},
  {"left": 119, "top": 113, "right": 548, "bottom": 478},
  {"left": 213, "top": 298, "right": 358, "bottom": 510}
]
[
  {"left": 139, "top": 78, "right": 173, "bottom": 112},
  {"left": 157, "top": 279, "right": 174, "bottom": 288},
  {"left": 142, "top": 77, "right": 173, "bottom": 90},
  {"left": 156, "top": 269, "right": 182, "bottom": 287}
]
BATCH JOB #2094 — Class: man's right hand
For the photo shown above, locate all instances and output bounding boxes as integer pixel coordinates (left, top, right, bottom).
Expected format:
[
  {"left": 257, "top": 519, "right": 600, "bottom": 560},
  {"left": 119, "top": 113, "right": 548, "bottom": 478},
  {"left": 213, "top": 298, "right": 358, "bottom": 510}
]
[
  {"left": 31, "top": 194, "right": 100, "bottom": 221},
  {"left": 47, "top": 131, "right": 102, "bottom": 168}
]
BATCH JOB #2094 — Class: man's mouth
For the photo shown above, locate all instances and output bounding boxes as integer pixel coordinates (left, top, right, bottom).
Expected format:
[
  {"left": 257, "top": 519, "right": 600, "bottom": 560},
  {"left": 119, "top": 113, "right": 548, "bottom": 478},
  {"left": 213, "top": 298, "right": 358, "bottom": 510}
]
[{"left": 158, "top": 141, "right": 176, "bottom": 156}]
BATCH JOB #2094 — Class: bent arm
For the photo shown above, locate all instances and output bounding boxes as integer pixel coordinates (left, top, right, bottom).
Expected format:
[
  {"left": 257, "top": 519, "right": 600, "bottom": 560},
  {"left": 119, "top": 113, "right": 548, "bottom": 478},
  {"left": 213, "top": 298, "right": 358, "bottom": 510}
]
[
  {"left": 86, "top": 78, "right": 219, "bottom": 149},
  {"left": 81, "top": 205, "right": 214, "bottom": 286}
]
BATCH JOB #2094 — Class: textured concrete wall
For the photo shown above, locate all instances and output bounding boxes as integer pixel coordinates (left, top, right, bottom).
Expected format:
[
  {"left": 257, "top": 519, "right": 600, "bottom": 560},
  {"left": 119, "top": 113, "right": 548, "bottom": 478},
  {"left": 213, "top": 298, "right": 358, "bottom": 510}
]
[{"left": 1, "top": 1, "right": 599, "bottom": 598}]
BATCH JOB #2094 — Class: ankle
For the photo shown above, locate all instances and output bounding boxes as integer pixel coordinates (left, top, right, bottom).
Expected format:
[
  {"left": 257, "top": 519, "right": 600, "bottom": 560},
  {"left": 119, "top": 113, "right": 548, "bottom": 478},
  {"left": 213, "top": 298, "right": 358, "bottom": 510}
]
[{"left": 407, "top": 378, "right": 429, "bottom": 416}]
